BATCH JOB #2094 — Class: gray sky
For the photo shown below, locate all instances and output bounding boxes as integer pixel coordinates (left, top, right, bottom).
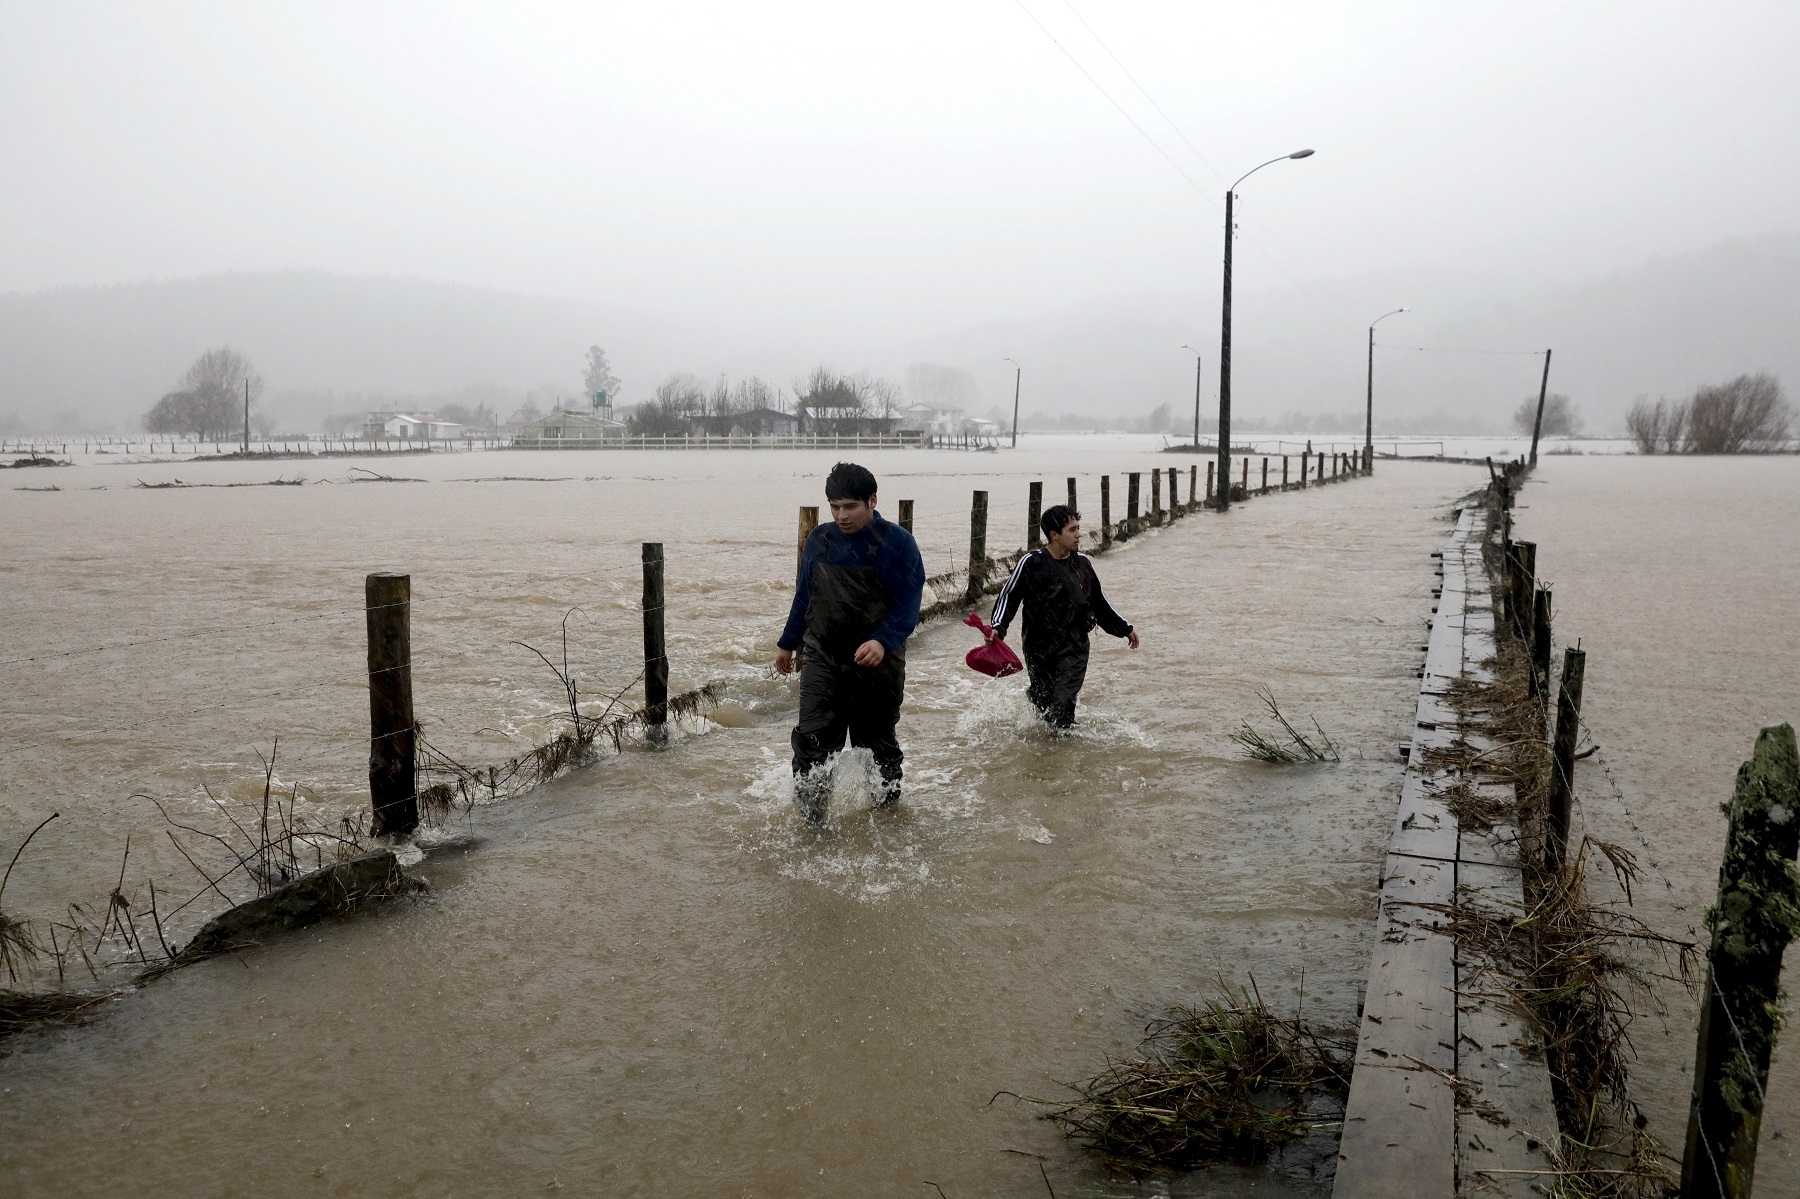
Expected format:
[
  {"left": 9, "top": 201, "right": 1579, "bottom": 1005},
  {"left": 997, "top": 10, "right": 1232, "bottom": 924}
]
[{"left": 3, "top": 1, "right": 1797, "bottom": 424}]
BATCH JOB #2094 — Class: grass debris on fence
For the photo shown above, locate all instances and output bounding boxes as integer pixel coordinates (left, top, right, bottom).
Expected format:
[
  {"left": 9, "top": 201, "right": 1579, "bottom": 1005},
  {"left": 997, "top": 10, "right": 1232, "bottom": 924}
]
[
  {"left": 1023, "top": 986, "right": 1351, "bottom": 1178},
  {"left": 1229, "top": 688, "right": 1340, "bottom": 763}
]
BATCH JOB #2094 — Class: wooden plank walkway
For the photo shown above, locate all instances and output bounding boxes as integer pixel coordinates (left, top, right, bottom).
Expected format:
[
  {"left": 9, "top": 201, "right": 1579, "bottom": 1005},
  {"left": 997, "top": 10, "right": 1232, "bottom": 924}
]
[{"left": 1333, "top": 505, "right": 1560, "bottom": 1199}]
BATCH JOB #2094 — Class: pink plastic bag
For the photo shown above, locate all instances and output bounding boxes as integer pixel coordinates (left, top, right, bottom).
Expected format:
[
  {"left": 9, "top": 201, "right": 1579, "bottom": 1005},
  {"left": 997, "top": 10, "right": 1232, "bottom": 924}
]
[{"left": 962, "top": 612, "right": 1023, "bottom": 678}]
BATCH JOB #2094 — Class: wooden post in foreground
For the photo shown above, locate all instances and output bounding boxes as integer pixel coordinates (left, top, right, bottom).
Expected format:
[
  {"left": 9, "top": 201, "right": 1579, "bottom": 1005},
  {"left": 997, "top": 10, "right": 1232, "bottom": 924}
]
[
  {"left": 365, "top": 572, "right": 418, "bottom": 837},
  {"left": 797, "top": 506, "right": 818, "bottom": 574},
  {"left": 642, "top": 543, "right": 669, "bottom": 745},
  {"left": 1099, "top": 476, "right": 1112, "bottom": 547},
  {"left": 1167, "top": 467, "right": 1178, "bottom": 516},
  {"left": 1150, "top": 469, "right": 1162, "bottom": 523},
  {"left": 1067, "top": 476, "right": 1077, "bottom": 512},
  {"left": 966, "top": 490, "right": 989, "bottom": 600},
  {"left": 1282, "top": 455, "right": 1290, "bottom": 490},
  {"left": 1127, "top": 472, "right": 1140, "bottom": 523},
  {"left": 1240, "top": 456, "right": 1249, "bottom": 496},
  {"left": 896, "top": 499, "right": 913, "bottom": 533},
  {"left": 1508, "top": 540, "right": 1537, "bottom": 643},
  {"left": 1682, "top": 723, "right": 1800, "bottom": 1199},
  {"left": 1530, "top": 587, "right": 1553, "bottom": 700},
  {"left": 1188, "top": 464, "right": 1197, "bottom": 512},
  {"left": 1205, "top": 461, "right": 1215, "bottom": 506},
  {"left": 1544, "top": 645, "right": 1585, "bottom": 873},
  {"left": 1261, "top": 457, "right": 1269, "bottom": 494},
  {"left": 1027, "top": 480, "right": 1043, "bottom": 549}
]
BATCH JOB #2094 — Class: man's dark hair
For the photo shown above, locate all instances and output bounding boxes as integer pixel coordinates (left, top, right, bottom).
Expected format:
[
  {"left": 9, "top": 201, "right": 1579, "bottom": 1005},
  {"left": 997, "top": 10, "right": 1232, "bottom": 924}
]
[
  {"left": 824, "top": 462, "right": 878, "bottom": 502},
  {"left": 1040, "top": 504, "right": 1079, "bottom": 538}
]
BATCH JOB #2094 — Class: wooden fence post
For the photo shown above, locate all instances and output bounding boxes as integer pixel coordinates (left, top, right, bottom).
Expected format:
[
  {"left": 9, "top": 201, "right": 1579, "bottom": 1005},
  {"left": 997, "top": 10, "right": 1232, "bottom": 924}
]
[
  {"left": 1206, "top": 461, "right": 1215, "bottom": 505},
  {"left": 1261, "top": 457, "right": 1269, "bottom": 494},
  {"left": 1067, "top": 476, "right": 1077, "bottom": 512},
  {"left": 1127, "top": 473, "right": 1140, "bottom": 524},
  {"left": 967, "top": 490, "right": 989, "bottom": 600},
  {"left": 642, "top": 543, "right": 669, "bottom": 744},
  {"left": 365, "top": 572, "right": 418, "bottom": 837},
  {"left": 1027, "top": 480, "right": 1043, "bottom": 549},
  {"left": 1240, "top": 456, "right": 1249, "bottom": 497},
  {"left": 1151, "top": 469, "right": 1162, "bottom": 523},
  {"left": 1283, "top": 455, "right": 1290, "bottom": 490},
  {"left": 1508, "top": 540, "right": 1536, "bottom": 642},
  {"left": 897, "top": 499, "right": 913, "bottom": 533},
  {"left": 1099, "top": 476, "right": 1111, "bottom": 547},
  {"left": 1530, "top": 586, "right": 1552, "bottom": 699},
  {"left": 1544, "top": 646, "right": 1585, "bottom": 873},
  {"left": 1167, "top": 467, "right": 1178, "bottom": 516},
  {"left": 1682, "top": 723, "right": 1800, "bottom": 1199},
  {"left": 1189, "top": 464, "right": 1197, "bottom": 512}
]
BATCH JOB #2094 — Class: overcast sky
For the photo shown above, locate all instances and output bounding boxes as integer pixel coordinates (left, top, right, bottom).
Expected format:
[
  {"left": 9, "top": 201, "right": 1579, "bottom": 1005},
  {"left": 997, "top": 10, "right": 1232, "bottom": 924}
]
[{"left": 3, "top": 1, "right": 1797, "bottom": 420}]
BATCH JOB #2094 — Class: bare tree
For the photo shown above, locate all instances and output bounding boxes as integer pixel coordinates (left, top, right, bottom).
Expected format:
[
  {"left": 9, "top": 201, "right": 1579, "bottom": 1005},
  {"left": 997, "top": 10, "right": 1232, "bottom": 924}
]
[
  {"left": 1624, "top": 396, "right": 1687, "bottom": 454},
  {"left": 729, "top": 376, "right": 779, "bottom": 412},
  {"left": 1684, "top": 372, "right": 1790, "bottom": 453},
  {"left": 143, "top": 347, "right": 263, "bottom": 438},
  {"left": 627, "top": 373, "right": 704, "bottom": 436},
  {"left": 583, "top": 345, "right": 621, "bottom": 403},
  {"left": 1511, "top": 393, "right": 1582, "bottom": 437}
]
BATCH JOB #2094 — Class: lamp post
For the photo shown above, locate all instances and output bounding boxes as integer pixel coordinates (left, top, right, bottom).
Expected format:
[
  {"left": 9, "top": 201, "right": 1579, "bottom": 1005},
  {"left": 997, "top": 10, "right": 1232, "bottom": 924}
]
[
  {"left": 1217, "top": 148, "right": 1314, "bottom": 511},
  {"left": 1005, "top": 357, "right": 1021, "bottom": 449},
  {"left": 1181, "top": 344, "right": 1202, "bottom": 448},
  {"left": 1366, "top": 308, "right": 1407, "bottom": 472}
]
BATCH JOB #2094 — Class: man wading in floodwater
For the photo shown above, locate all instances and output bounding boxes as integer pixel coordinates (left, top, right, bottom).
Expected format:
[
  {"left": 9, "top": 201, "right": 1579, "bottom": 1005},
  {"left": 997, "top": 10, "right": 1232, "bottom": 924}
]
[
  {"left": 776, "top": 463, "right": 925, "bottom": 827},
  {"left": 987, "top": 505, "right": 1138, "bottom": 729}
]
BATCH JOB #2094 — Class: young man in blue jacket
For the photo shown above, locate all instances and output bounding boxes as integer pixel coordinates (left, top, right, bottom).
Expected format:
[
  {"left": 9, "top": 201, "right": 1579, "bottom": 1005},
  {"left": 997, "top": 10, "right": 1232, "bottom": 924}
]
[
  {"left": 775, "top": 462, "right": 926, "bottom": 827},
  {"left": 988, "top": 504, "right": 1138, "bottom": 729}
]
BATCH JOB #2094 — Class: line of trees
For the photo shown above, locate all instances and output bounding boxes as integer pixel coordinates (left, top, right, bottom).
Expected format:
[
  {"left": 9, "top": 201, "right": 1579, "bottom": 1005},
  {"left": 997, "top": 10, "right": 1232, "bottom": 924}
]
[
  {"left": 1626, "top": 373, "right": 1791, "bottom": 454},
  {"left": 623, "top": 366, "right": 904, "bottom": 437},
  {"left": 142, "top": 348, "right": 263, "bottom": 439}
]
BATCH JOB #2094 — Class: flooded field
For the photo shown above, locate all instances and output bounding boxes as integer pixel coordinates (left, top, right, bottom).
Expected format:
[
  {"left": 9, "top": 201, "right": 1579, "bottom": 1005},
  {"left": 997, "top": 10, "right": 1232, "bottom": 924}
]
[
  {"left": 0, "top": 443, "right": 1533, "bottom": 1194},
  {"left": 1513, "top": 455, "right": 1800, "bottom": 1193}
]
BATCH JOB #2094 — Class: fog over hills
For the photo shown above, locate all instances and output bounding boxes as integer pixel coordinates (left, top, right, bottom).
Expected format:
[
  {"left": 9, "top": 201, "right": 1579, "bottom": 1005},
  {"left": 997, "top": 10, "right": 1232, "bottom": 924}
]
[{"left": 2, "top": 234, "right": 1795, "bottom": 435}]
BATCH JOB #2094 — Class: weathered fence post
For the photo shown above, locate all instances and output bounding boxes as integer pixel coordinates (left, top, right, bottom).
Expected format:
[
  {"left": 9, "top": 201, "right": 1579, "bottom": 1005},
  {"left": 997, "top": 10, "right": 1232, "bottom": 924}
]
[
  {"left": 1282, "top": 455, "right": 1290, "bottom": 490},
  {"left": 1099, "top": 475, "right": 1112, "bottom": 547},
  {"left": 967, "top": 490, "right": 989, "bottom": 600},
  {"left": 1028, "top": 480, "right": 1043, "bottom": 549},
  {"left": 1206, "top": 461, "right": 1215, "bottom": 505},
  {"left": 896, "top": 499, "right": 914, "bottom": 533},
  {"left": 1530, "top": 586, "right": 1553, "bottom": 699},
  {"left": 1188, "top": 464, "right": 1198, "bottom": 512},
  {"left": 1261, "top": 457, "right": 1269, "bottom": 494},
  {"left": 1167, "top": 467, "right": 1179, "bottom": 516},
  {"left": 797, "top": 506, "right": 818, "bottom": 572},
  {"left": 1508, "top": 540, "right": 1537, "bottom": 642},
  {"left": 1067, "top": 476, "right": 1077, "bottom": 511},
  {"left": 642, "top": 543, "right": 669, "bottom": 745},
  {"left": 1681, "top": 723, "right": 1800, "bottom": 1199},
  {"left": 1240, "top": 456, "right": 1249, "bottom": 497},
  {"left": 365, "top": 572, "right": 418, "bottom": 837},
  {"left": 1151, "top": 469, "right": 1162, "bottom": 523},
  {"left": 1544, "top": 645, "right": 1586, "bottom": 873},
  {"left": 1127, "top": 473, "right": 1140, "bottom": 524}
]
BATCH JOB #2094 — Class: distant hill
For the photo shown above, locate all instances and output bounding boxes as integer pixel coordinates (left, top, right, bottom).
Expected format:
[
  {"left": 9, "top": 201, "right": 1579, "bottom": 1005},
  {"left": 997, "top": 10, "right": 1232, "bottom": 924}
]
[{"left": 3, "top": 236, "right": 1796, "bottom": 434}]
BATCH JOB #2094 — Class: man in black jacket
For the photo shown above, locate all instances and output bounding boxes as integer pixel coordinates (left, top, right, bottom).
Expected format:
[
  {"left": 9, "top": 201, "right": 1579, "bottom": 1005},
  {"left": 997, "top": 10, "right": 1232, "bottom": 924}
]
[
  {"left": 776, "top": 463, "right": 926, "bottom": 826},
  {"left": 987, "top": 505, "right": 1138, "bottom": 729}
]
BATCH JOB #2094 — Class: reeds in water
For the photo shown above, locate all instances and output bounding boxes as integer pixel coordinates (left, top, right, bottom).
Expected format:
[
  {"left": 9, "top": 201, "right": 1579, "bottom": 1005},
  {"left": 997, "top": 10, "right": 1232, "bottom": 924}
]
[{"left": 1229, "top": 689, "right": 1340, "bottom": 763}]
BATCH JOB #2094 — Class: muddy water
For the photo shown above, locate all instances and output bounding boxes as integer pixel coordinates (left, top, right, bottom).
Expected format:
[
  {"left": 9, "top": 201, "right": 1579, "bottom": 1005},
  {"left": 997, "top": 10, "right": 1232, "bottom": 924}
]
[
  {"left": 1513, "top": 456, "right": 1800, "bottom": 1192},
  {"left": 1, "top": 444, "right": 1471, "bottom": 1197}
]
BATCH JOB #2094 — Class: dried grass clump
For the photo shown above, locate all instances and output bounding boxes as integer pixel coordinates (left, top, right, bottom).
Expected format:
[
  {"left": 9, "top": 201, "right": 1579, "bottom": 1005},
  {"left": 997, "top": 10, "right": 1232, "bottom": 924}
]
[
  {"left": 0, "top": 988, "right": 117, "bottom": 1039},
  {"left": 0, "top": 814, "right": 58, "bottom": 984},
  {"left": 1230, "top": 689, "right": 1340, "bottom": 763},
  {"left": 1026, "top": 988, "right": 1350, "bottom": 1178}
]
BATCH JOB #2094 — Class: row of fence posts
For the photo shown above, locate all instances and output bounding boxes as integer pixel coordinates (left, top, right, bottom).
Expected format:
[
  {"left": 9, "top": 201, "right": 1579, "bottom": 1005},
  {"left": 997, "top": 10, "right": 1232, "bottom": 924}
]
[{"left": 1492, "top": 461, "right": 1800, "bottom": 1199}]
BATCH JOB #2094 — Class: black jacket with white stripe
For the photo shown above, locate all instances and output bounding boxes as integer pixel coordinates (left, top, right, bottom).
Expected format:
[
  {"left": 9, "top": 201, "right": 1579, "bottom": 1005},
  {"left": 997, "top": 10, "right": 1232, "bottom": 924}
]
[{"left": 989, "top": 549, "right": 1133, "bottom": 660}]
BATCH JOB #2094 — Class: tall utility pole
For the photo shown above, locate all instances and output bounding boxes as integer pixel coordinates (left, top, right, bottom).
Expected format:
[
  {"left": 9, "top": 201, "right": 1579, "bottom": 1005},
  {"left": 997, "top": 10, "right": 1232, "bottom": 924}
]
[
  {"left": 1181, "top": 344, "right": 1202, "bottom": 448},
  {"left": 1366, "top": 308, "right": 1408, "bottom": 473},
  {"left": 1005, "top": 358, "right": 1021, "bottom": 449},
  {"left": 1217, "top": 149, "right": 1314, "bottom": 511},
  {"left": 1528, "top": 348, "right": 1553, "bottom": 467},
  {"left": 242, "top": 379, "right": 250, "bottom": 453}
]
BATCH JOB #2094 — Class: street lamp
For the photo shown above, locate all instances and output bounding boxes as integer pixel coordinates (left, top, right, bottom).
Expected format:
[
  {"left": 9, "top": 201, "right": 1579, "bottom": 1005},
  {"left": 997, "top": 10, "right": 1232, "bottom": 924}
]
[
  {"left": 1004, "top": 357, "right": 1021, "bottom": 449},
  {"left": 1366, "top": 308, "right": 1408, "bottom": 472},
  {"left": 1217, "top": 148, "right": 1314, "bottom": 511},
  {"left": 1180, "top": 344, "right": 1202, "bottom": 448}
]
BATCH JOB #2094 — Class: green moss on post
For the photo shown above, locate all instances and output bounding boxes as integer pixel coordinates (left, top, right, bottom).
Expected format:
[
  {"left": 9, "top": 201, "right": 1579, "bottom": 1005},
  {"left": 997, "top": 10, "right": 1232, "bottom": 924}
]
[{"left": 1682, "top": 722, "right": 1800, "bottom": 1199}]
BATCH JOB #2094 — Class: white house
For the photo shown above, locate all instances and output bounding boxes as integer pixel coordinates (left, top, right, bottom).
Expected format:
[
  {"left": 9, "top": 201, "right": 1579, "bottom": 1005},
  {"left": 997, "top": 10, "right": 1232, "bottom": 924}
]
[{"left": 364, "top": 412, "right": 463, "bottom": 440}]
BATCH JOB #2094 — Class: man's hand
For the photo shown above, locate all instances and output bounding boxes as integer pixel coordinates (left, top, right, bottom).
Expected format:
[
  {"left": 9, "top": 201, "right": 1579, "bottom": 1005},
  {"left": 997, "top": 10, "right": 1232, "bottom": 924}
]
[
  {"left": 775, "top": 647, "right": 794, "bottom": 675},
  {"left": 853, "top": 639, "right": 887, "bottom": 667},
  {"left": 1127, "top": 630, "right": 1141, "bottom": 650},
  {"left": 985, "top": 628, "right": 1001, "bottom": 646}
]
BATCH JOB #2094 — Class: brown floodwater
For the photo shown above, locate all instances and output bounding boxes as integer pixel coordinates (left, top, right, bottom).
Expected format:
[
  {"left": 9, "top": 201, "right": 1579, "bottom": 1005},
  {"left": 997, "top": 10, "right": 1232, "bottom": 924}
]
[
  {"left": 1512, "top": 454, "right": 1800, "bottom": 1193},
  {"left": 3, "top": 444, "right": 1476, "bottom": 1196}
]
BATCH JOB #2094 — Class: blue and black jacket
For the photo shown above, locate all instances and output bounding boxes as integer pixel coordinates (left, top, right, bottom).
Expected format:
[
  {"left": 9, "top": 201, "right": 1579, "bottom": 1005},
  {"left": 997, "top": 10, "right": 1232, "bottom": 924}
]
[{"left": 778, "top": 513, "right": 926, "bottom": 662}]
